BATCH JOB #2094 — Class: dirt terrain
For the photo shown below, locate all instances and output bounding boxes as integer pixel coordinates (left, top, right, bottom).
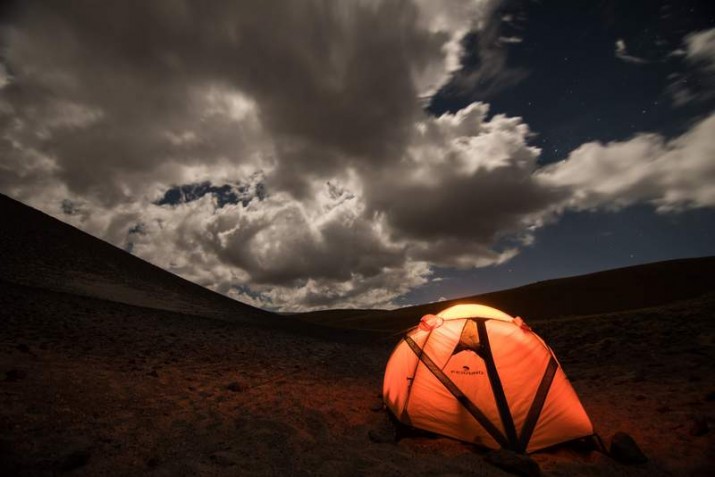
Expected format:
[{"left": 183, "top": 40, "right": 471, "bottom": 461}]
[{"left": 1, "top": 279, "right": 714, "bottom": 476}]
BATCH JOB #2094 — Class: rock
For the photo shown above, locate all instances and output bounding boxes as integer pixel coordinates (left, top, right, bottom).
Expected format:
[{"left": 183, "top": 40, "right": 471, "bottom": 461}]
[
  {"left": 609, "top": 432, "right": 647, "bottom": 464},
  {"left": 568, "top": 435, "right": 601, "bottom": 453},
  {"left": 57, "top": 449, "right": 91, "bottom": 472},
  {"left": 226, "top": 381, "right": 246, "bottom": 392},
  {"left": 5, "top": 369, "right": 26, "bottom": 382},
  {"left": 484, "top": 449, "right": 540, "bottom": 477},
  {"left": 210, "top": 451, "right": 240, "bottom": 466},
  {"left": 689, "top": 416, "right": 709, "bottom": 436}
]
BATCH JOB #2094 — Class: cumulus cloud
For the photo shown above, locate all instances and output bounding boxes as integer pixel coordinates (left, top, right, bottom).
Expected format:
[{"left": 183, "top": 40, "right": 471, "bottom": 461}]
[
  {"left": 668, "top": 27, "right": 715, "bottom": 105},
  {"left": 538, "top": 113, "right": 715, "bottom": 212},
  {"left": 436, "top": 0, "right": 530, "bottom": 101},
  {"left": 685, "top": 28, "right": 715, "bottom": 71},
  {"left": 614, "top": 39, "right": 649, "bottom": 64},
  {"left": 0, "top": 0, "right": 713, "bottom": 311},
  {"left": 367, "top": 103, "right": 564, "bottom": 267},
  {"left": 0, "top": 0, "right": 502, "bottom": 310}
]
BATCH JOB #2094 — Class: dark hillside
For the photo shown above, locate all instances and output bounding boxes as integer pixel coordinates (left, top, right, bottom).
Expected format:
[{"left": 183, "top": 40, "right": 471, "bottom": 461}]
[
  {"left": 298, "top": 256, "right": 715, "bottom": 333},
  {"left": 0, "top": 194, "right": 271, "bottom": 324}
]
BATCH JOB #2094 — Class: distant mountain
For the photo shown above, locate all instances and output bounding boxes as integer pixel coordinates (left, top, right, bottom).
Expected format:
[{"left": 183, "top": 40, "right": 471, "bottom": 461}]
[
  {"left": 4, "top": 193, "right": 714, "bottom": 336},
  {"left": 298, "top": 256, "right": 715, "bottom": 333},
  {"left": 0, "top": 194, "right": 272, "bottom": 325}
]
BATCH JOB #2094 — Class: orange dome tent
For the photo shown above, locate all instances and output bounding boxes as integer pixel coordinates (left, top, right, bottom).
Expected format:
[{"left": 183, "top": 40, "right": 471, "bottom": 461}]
[{"left": 383, "top": 303, "right": 593, "bottom": 453}]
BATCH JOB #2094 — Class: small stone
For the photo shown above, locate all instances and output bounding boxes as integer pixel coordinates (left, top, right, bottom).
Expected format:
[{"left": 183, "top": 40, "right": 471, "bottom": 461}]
[
  {"left": 689, "top": 416, "right": 709, "bottom": 436},
  {"left": 609, "top": 432, "right": 648, "bottom": 465},
  {"left": 57, "top": 449, "right": 91, "bottom": 472},
  {"left": 485, "top": 449, "right": 540, "bottom": 477},
  {"left": 226, "top": 382, "right": 245, "bottom": 392},
  {"left": 369, "top": 402, "right": 384, "bottom": 412},
  {"left": 5, "top": 369, "right": 27, "bottom": 382},
  {"left": 568, "top": 435, "right": 601, "bottom": 453}
]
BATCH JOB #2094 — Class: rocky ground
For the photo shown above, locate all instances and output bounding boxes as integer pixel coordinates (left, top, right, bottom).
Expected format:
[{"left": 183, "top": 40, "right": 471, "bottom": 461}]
[{"left": 1, "top": 279, "right": 713, "bottom": 476}]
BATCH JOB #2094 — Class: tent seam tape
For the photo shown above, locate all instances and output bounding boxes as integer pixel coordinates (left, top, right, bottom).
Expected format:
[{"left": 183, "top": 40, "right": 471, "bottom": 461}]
[
  {"left": 400, "top": 328, "right": 435, "bottom": 422},
  {"left": 476, "top": 319, "right": 519, "bottom": 450},
  {"left": 517, "top": 355, "right": 559, "bottom": 452},
  {"left": 403, "top": 335, "right": 510, "bottom": 448}
]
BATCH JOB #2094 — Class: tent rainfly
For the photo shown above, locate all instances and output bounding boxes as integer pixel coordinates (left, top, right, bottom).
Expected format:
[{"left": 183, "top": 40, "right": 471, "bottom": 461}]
[{"left": 383, "top": 303, "right": 594, "bottom": 453}]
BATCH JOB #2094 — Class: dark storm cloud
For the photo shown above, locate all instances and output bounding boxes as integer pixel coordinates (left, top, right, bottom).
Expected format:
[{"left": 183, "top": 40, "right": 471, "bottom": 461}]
[
  {"left": 206, "top": 199, "right": 407, "bottom": 286},
  {"left": 430, "top": 0, "right": 529, "bottom": 104},
  {"left": 0, "top": 0, "right": 477, "bottom": 311},
  {"left": 360, "top": 102, "right": 569, "bottom": 268},
  {"left": 0, "top": 0, "right": 266, "bottom": 204},
  {"left": 374, "top": 166, "right": 563, "bottom": 241},
  {"left": 1, "top": 0, "right": 713, "bottom": 311},
  {"left": 0, "top": 0, "right": 449, "bottom": 201}
]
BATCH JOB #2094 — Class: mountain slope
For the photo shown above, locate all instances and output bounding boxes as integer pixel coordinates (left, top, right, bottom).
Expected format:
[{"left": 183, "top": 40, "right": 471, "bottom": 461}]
[
  {"left": 298, "top": 256, "right": 715, "bottom": 332},
  {"left": 0, "top": 194, "right": 272, "bottom": 324}
]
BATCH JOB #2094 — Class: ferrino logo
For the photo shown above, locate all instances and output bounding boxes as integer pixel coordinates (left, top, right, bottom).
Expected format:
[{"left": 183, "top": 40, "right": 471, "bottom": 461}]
[{"left": 450, "top": 365, "right": 485, "bottom": 376}]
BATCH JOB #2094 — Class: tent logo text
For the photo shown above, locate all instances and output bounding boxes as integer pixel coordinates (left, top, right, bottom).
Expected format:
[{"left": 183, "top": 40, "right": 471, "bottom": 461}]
[{"left": 451, "top": 366, "right": 484, "bottom": 376}]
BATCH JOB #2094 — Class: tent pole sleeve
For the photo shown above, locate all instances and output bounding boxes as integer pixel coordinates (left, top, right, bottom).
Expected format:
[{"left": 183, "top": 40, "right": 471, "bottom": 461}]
[
  {"left": 400, "top": 329, "right": 435, "bottom": 423},
  {"left": 476, "top": 320, "right": 519, "bottom": 450},
  {"left": 403, "top": 336, "right": 510, "bottom": 449},
  {"left": 517, "top": 355, "right": 558, "bottom": 452}
]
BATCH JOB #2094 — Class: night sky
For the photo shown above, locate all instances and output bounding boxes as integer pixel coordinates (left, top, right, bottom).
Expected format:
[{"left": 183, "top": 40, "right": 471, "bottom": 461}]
[
  {"left": 0, "top": 0, "right": 713, "bottom": 311},
  {"left": 409, "top": 0, "right": 715, "bottom": 304}
]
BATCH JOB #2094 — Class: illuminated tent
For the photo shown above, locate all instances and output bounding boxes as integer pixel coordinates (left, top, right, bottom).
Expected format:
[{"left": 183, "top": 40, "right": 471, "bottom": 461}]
[{"left": 383, "top": 303, "right": 593, "bottom": 453}]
